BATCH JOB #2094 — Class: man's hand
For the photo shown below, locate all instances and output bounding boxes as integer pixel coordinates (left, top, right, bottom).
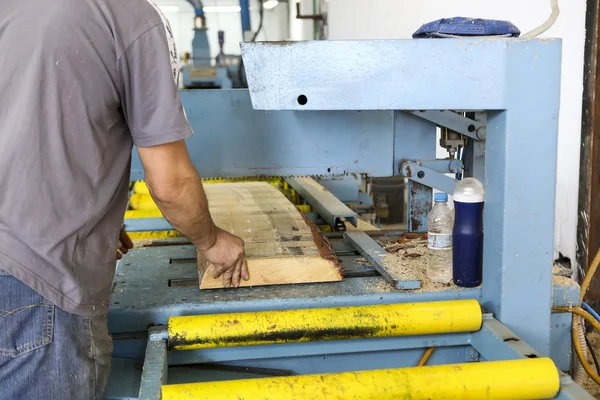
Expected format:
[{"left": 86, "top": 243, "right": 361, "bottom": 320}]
[
  {"left": 202, "top": 228, "right": 249, "bottom": 288},
  {"left": 116, "top": 227, "right": 134, "bottom": 260}
]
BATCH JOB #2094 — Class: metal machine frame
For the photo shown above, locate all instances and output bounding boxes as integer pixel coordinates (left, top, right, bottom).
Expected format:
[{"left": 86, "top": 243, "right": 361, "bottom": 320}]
[{"left": 109, "top": 38, "right": 591, "bottom": 399}]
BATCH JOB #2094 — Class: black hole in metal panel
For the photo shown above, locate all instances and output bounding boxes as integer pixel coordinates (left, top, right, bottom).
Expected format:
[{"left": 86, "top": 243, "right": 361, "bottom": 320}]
[
  {"left": 417, "top": 171, "right": 425, "bottom": 179},
  {"left": 468, "top": 124, "right": 476, "bottom": 132},
  {"left": 504, "top": 338, "right": 519, "bottom": 342},
  {"left": 327, "top": 168, "right": 331, "bottom": 173},
  {"left": 525, "top": 353, "right": 538, "bottom": 358},
  {"left": 297, "top": 95, "right": 308, "bottom": 105}
]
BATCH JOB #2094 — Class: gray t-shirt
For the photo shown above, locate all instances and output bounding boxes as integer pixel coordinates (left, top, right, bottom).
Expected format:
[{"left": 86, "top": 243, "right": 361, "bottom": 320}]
[{"left": 0, "top": 0, "right": 193, "bottom": 316}]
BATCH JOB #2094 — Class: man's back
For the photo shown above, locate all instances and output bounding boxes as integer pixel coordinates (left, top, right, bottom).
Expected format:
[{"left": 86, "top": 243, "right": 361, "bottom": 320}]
[{"left": 0, "top": 0, "right": 189, "bottom": 315}]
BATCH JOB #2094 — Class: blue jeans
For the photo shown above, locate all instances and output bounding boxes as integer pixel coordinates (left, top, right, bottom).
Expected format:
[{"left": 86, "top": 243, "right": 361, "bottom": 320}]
[{"left": 0, "top": 270, "right": 112, "bottom": 399}]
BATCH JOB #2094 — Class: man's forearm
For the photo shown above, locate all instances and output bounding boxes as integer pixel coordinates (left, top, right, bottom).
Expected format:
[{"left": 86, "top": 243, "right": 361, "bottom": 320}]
[{"left": 147, "top": 173, "right": 218, "bottom": 251}]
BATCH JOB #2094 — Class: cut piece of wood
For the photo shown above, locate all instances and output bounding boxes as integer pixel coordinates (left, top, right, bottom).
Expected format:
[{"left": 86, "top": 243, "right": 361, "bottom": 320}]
[
  {"left": 198, "top": 182, "right": 342, "bottom": 289},
  {"left": 199, "top": 256, "right": 343, "bottom": 289}
]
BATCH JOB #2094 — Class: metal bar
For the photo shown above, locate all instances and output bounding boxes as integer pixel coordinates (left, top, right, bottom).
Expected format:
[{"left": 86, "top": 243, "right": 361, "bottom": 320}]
[
  {"left": 469, "top": 315, "right": 542, "bottom": 361},
  {"left": 462, "top": 112, "right": 486, "bottom": 182},
  {"left": 401, "top": 161, "right": 459, "bottom": 195},
  {"left": 407, "top": 110, "right": 486, "bottom": 141},
  {"left": 167, "top": 300, "right": 482, "bottom": 351},
  {"left": 138, "top": 327, "right": 168, "bottom": 400},
  {"left": 556, "top": 373, "right": 596, "bottom": 399},
  {"left": 343, "top": 231, "right": 420, "bottom": 289},
  {"left": 417, "top": 159, "right": 463, "bottom": 174},
  {"left": 286, "top": 177, "right": 358, "bottom": 228},
  {"left": 168, "top": 333, "right": 470, "bottom": 365},
  {"left": 161, "top": 358, "right": 560, "bottom": 400},
  {"left": 124, "top": 217, "right": 172, "bottom": 232}
]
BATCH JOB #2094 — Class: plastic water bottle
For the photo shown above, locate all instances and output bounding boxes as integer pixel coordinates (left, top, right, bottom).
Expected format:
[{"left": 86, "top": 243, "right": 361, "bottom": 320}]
[
  {"left": 427, "top": 193, "right": 454, "bottom": 283},
  {"left": 453, "top": 178, "right": 485, "bottom": 287}
]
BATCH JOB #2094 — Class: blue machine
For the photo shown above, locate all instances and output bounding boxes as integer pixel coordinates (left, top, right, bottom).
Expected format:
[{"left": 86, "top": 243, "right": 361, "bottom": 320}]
[
  {"left": 179, "top": 0, "right": 246, "bottom": 89},
  {"left": 108, "top": 38, "right": 592, "bottom": 399}
]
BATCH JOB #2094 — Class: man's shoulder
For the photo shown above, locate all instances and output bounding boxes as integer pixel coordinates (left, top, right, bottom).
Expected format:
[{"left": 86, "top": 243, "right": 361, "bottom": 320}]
[{"left": 104, "top": 0, "right": 167, "bottom": 47}]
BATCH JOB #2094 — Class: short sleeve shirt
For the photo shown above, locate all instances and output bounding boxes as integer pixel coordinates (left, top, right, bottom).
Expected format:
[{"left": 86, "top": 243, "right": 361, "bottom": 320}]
[{"left": 0, "top": 0, "right": 193, "bottom": 315}]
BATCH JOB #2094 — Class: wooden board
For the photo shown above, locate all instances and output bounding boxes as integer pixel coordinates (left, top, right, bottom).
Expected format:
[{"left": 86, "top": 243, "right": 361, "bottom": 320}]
[{"left": 198, "top": 182, "right": 342, "bottom": 289}]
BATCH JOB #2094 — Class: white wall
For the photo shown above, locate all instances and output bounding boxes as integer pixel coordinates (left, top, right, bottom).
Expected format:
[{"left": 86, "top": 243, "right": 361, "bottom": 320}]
[
  {"left": 154, "top": 0, "right": 289, "bottom": 58},
  {"left": 328, "top": 0, "right": 587, "bottom": 267}
]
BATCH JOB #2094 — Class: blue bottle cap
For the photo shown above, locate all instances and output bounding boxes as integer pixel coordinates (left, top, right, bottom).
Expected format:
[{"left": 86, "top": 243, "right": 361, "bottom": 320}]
[{"left": 434, "top": 193, "right": 448, "bottom": 202}]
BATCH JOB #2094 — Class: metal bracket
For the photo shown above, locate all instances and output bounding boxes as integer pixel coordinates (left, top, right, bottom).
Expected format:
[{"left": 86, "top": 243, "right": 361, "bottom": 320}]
[
  {"left": 407, "top": 110, "right": 486, "bottom": 141},
  {"left": 416, "top": 159, "right": 463, "bottom": 174},
  {"left": 400, "top": 160, "right": 459, "bottom": 195}
]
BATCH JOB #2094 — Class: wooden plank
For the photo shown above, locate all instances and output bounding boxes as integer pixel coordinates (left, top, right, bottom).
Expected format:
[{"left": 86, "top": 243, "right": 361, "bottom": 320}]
[
  {"left": 198, "top": 182, "right": 343, "bottom": 289},
  {"left": 199, "top": 256, "right": 343, "bottom": 289}
]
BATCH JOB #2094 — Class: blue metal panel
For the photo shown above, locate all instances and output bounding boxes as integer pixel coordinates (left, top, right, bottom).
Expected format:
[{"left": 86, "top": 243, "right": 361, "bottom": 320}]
[
  {"left": 124, "top": 218, "right": 171, "bottom": 232},
  {"left": 216, "top": 347, "right": 470, "bottom": 375},
  {"left": 550, "top": 311, "right": 572, "bottom": 371},
  {"left": 481, "top": 40, "right": 562, "bottom": 356},
  {"left": 239, "top": 40, "right": 561, "bottom": 111},
  {"left": 168, "top": 334, "right": 469, "bottom": 365},
  {"left": 130, "top": 90, "right": 395, "bottom": 180},
  {"left": 109, "top": 245, "right": 482, "bottom": 334}
]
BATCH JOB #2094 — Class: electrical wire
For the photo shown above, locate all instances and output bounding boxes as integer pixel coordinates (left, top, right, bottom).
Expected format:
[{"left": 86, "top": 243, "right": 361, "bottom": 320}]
[
  {"left": 417, "top": 347, "right": 435, "bottom": 366},
  {"left": 552, "top": 247, "right": 600, "bottom": 385},
  {"left": 521, "top": 0, "right": 559, "bottom": 38},
  {"left": 583, "top": 301, "right": 600, "bottom": 323},
  {"left": 250, "top": 0, "right": 264, "bottom": 42}
]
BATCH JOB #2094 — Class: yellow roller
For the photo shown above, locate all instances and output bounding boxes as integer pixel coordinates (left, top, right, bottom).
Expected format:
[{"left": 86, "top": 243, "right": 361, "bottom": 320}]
[
  {"left": 129, "top": 193, "right": 158, "bottom": 211},
  {"left": 161, "top": 358, "right": 560, "bottom": 400},
  {"left": 168, "top": 300, "right": 482, "bottom": 350},
  {"left": 132, "top": 181, "right": 151, "bottom": 195}
]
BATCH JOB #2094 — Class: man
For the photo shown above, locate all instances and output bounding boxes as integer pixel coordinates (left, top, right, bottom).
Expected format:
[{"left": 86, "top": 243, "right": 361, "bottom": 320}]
[{"left": 0, "top": 0, "right": 248, "bottom": 398}]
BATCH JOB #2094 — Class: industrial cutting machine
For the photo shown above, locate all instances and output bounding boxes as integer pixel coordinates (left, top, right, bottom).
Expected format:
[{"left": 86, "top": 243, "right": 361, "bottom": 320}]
[{"left": 105, "top": 38, "right": 592, "bottom": 399}]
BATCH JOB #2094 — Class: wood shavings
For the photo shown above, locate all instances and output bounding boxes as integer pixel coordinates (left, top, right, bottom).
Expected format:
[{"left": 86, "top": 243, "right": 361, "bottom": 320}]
[
  {"left": 363, "top": 235, "right": 467, "bottom": 293},
  {"left": 355, "top": 256, "right": 370, "bottom": 266},
  {"left": 552, "top": 275, "right": 577, "bottom": 287}
]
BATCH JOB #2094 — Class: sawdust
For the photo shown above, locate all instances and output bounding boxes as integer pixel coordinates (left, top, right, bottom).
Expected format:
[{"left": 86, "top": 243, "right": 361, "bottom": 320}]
[
  {"left": 132, "top": 239, "right": 157, "bottom": 247},
  {"left": 552, "top": 275, "right": 578, "bottom": 287},
  {"left": 363, "top": 235, "right": 464, "bottom": 293},
  {"left": 355, "top": 256, "right": 370, "bottom": 266}
]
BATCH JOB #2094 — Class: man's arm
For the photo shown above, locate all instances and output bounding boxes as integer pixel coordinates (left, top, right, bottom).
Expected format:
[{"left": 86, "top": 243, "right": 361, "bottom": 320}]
[{"left": 138, "top": 140, "right": 249, "bottom": 288}]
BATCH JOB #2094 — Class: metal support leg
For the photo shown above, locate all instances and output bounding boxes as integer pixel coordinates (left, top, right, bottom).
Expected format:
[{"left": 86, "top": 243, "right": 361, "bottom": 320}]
[{"left": 139, "top": 327, "right": 169, "bottom": 400}]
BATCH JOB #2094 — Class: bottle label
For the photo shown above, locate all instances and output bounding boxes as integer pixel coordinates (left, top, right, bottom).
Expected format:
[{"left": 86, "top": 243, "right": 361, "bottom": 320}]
[{"left": 428, "top": 233, "right": 452, "bottom": 250}]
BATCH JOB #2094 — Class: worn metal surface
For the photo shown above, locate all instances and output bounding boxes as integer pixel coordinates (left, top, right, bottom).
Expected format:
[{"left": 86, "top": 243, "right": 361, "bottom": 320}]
[
  {"left": 161, "top": 358, "right": 560, "bottom": 400},
  {"left": 344, "top": 231, "right": 420, "bottom": 289},
  {"left": 241, "top": 39, "right": 514, "bottom": 111},
  {"left": 168, "top": 300, "right": 481, "bottom": 350},
  {"left": 286, "top": 177, "right": 358, "bottom": 228},
  {"left": 130, "top": 90, "right": 395, "bottom": 180},
  {"left": 138, "top": 327, "right": 168, "bottom": 400},
  {"left": 481, "top": 39, "right": 562, "bottom": 356},
  {"left": 400, "top": 160, "right": 458, "bottom": 195},
  {"left": 408, "top": 110, "right": 486, "bottom": 141}
]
